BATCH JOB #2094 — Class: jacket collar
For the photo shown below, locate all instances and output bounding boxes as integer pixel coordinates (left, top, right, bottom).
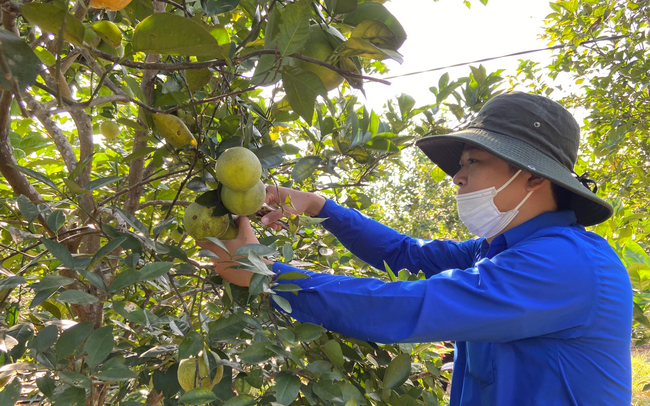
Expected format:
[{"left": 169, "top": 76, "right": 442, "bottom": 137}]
[{"left": 485, "top": 210, "right": 579, "bottom": 258}]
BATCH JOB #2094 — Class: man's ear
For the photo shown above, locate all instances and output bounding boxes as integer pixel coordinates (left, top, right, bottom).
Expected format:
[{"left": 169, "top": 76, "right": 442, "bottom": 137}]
[{"left": 525, "top": 173, "right": 549, "bottom": 192}]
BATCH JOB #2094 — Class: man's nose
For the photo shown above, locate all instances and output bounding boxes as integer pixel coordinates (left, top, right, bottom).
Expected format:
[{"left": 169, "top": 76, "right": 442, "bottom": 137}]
[{"left": 453, "top": 169, "right": 466, "bottom": 186}]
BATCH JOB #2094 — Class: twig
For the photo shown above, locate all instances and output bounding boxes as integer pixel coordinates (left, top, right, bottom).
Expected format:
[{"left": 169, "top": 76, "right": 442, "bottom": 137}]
[
  {"left": 137, "top": 200, "right": 192, "bottom": 211},
  {"left": 96, "top": 168, "right": 189, "bottom": 207},
  {"left": 47, "top": 94, "right": 132, "bottom": 114}
]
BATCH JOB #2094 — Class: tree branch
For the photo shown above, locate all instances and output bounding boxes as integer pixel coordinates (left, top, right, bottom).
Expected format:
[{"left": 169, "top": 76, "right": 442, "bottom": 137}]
[
  {"left": 124, "top": 53, "right": 160, "bottom": 215},
  {"left": 22, "top": 92, "right": 78, "bottom": 173},
  {"left": 88, "top": 48, "right": 391, "bottom": 85},
  {"left": 137, "top": 200, "right": 191, "bottom": 211}
]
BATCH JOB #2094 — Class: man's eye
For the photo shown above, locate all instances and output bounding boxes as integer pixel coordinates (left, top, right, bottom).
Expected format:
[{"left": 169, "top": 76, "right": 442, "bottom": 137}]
[{"left": 467, "top": 159, "right": 477, "bottom": 164}]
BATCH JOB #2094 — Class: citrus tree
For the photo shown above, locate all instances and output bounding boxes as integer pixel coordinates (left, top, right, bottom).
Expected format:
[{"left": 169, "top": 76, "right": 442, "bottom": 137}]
[{"left": 0, "top": 0, "right": 491, "bottom": 405}]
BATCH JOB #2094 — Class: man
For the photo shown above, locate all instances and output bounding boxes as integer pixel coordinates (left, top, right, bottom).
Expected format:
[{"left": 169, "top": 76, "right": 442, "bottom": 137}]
[{"left": 201, "top": 92, "right": 632, "bottom": 405}]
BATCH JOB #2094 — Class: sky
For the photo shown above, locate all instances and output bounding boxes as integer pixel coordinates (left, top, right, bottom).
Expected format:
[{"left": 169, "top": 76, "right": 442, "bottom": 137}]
[{"left": 360, "top": 0, "right": 556, "bottom": 112}]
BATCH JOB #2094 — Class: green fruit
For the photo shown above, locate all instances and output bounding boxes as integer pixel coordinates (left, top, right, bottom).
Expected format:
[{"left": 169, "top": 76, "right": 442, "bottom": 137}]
[
  {"left": 220, "top": 216, "right": 239, "bottom": 240},
  {"left": 221, "top": 180, "right": 265, "bottom": 216},
  {"left": 91, "top": 20, "right": 122, "bottom": 47},
  {"left": 215, "top": 147, "right": 262, "bottom": 192},
  {"left": 177, "top": 351, "right": 223, "bottom": 392},
  {"left": 294, "top": 26, "right": 343, "bottom": 91},
  {"left": 185, "top": 68, "right": 213, "bottom": 93},
  {"left": 100, "top": 120, "right": 120, "bottom": 139},
  {"left": 183, "top": 202, "right": 229, "bottom": 241},
  {"left": 152, "top": 113, "right": 197, "bottom": 149}
]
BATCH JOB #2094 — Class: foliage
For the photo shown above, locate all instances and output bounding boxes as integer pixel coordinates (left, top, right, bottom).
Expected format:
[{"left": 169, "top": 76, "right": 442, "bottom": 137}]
[{"left": 0, "top": 0, "right": 482, "bottom": 405}]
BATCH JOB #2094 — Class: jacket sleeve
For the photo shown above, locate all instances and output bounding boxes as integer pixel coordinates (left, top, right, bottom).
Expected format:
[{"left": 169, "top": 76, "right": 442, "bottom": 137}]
[
  {"left": 315, "top": 199, "right": 481, "bottom": 277},
  {"left": 271, "top": 235, "right": 598, "bottom": 344}
]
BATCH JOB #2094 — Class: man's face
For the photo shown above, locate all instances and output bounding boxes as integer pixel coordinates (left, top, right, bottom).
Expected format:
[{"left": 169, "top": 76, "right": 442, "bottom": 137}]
[{"left": 453, "top": 144, "right": 530, "bottom": 212}]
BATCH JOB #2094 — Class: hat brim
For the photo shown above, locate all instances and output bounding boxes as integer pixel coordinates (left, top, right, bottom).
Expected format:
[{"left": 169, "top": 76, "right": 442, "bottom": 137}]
[{"left": 415, "top": 128, "right": 613, "bottom": 226}]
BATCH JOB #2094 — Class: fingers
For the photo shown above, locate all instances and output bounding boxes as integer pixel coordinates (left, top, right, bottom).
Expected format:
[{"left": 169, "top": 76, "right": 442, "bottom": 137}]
[{"left": 260, "top": 208, "right": 287, "bottom": 228}]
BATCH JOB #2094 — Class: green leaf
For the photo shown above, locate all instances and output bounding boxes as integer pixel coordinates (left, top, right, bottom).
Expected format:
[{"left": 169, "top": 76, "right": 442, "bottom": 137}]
[
  {"left": 30, "top": 324, "right": 58, "bottom": 352},
  {"left": 41, "top": 238, "right": 76, "bottom": 269},
  {"left": 244, "top": 250, "right": 275, "bottom": 276},
  {"left": 138, "top": 261, "right": 173, "bottom": 281},
  {"left": 322, "top": 340, "right": 344, "bottom": 367},
  {"left": 335, "top": 37, "right": 403, "bottom": 63},
  {"left": 179, "top": 387, "right": 219, "bottom": 405},
  {"left": 222, "top": 394, "right": 256, "bottom": 406},
  {"left": 57, "top": 290, "right": 99, "bottom": 305},
  {"left": 271, "top": 295, "right": 292, "bottom": 313},
  {"left": 53, "top": 386, "right": 86, "bottom": 406},
  {"left": 254, "top": 145, "right": 287, "bottom": 169},
  {"left": 179, "top": 331, "right": 204, "bottom": 359},
  {"left": 0, "top": 276, "right": 26, "bottom": 291},
  {"left": 47, "top": 210, "right": 66, "bottom": 233},
  {"left": 208, "top": 314, "right": 248, "bottom": 340},
  {"left": 20, "top": 3, "right": 85, "bottom": 46},
  {"left": 235, "top": 244, "right": 277, "bottom": 257},
  {"left": 109, "top": 269, "right": 142, "bottom": 293},
  {"left": 203, "top": 0, "right": 240, "bottom": 16},
  {"left": 292, "top": 322, "right": 326, "bottom": 342},
  {"left": 84, "top": 176, "right": 122, "bottom": 191},
  {"left": 89, "top": 237, "right": 127, "bottom": 268},
  {"left": 349, "top": 20, "right": 399, "bottom": 51},
  {"left": 0, "top": 379, "right": 21, "bottom": 406},
  {"left": 240, "top": 341, "right": 275, "bottom": 364},
  {"left": 276, "top": 272, "right": 310, "bottom": 281},
  {"left": 277, "top": 0, "right": 311, "bottom": 56},
  {"left": 56, "top": 322, "right": 94, "bottom": 360},
  {"left": 384, "top": 261, "right": 397, "bottom": 282},
  {"left": 282, "top": 67, "right": 327, "bottom": 125},
  {"left": 113, "top": 301, "right": 149, "bottom": 325},
  {"left": 132, "top": 13, "right": 226, "bottom": 57},
  {"left": 68, "top": 153, "right": 95, "bottom": 181},
  {"left": 274, "top": 371, "right": 301, "bottom": 405},
  {"left": 117, "top": 117, "right": 147, "bottom": 132},
  {"left": 0, "top": 30, "right": 41, "bottom": 90},
  {"left": 96, "top": 365, "right": 137, "bottom": 381},
  {"left": 17, "top": 194, "right": 40, "bottom": 222},
  {"left": 84, "top": 326, "right": 114, "bottom": 367},
  {"left": 122, "top": 147, "right": 157, "bottom": 163},
  {"left": 35, "top": 275, "right": 75, "bottom": 292},
  {"left": 36, "top": 374, "right": 56, "bottom": 398},
  {"left": 343, "top": 3, "right": 406, "bottom": 49},
  {"left": 382, "top": 354, "right": 411, "bottom": 389},
  {"left": 114, "top": 207, "right": 149, "bottom": 235},
  {"left": 291, "top": 156, "right": 322, "bottom": 182},
  {"left": 624, "top": 241, "right": 650, "bottom": 266}
]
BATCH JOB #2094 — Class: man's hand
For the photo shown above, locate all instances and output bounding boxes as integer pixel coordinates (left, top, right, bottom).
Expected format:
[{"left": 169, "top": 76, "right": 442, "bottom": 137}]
[
  {"left": 196, "top": 216, "right": 262, "bottom": 287},
  {"left": 262, "top": 186, "right": 326, "bottom": 230}
]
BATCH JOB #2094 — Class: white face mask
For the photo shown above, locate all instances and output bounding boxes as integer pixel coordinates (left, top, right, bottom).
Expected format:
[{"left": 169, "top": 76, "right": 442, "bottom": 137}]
[{"left": 455, "top": 169, "right": 534, "bottom": 238}]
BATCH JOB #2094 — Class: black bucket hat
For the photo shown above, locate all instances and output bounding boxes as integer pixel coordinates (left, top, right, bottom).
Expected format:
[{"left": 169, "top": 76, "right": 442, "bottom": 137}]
[{"left": 415, "top": 91, "right": 612, "bottom": 226}]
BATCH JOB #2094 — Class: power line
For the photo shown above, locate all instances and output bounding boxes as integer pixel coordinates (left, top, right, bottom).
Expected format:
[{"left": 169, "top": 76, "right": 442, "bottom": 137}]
[{"left": 382, "top": 34, "right": 630, "bottom": 80}]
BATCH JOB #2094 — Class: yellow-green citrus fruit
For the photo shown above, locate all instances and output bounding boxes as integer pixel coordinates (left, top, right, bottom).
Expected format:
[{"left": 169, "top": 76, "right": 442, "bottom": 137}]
[
  {"left": 221, "top": 180, "right": 265, "bottom": 216},
  {"left": 91, "top": 21, "right": 122, "bottom": 47},
  {"left": 177, "top": 351, "right": 223, "bottom": 392},
  {"left": 295, "top": 26, "right": 343, "bottom": 91},
  {"left": 183, "top": 202, "right": 229, "bottom": 241},
  {"left": 215, "top": 147, "right": 262, "bottom": 192},
  {"left": 220, "top": 216, "right": 239, "bottom": 240},
  {"left": 152, "top": 113, "right": 198, "bottom": 149},
  {"left": 100, "top": 120, "right": 120, "bottom": 139},
  {"left": 185, "top": 68, "right": 213, "bottom": 93},
  {"left": 90, "top": 0, "right": 132, "bottom": 11}
]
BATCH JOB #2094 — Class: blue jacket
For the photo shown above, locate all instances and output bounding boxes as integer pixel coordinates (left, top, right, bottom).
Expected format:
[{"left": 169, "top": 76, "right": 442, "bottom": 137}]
[{"left": 273, "top": 199, "right": 632, "bottom": 405}]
